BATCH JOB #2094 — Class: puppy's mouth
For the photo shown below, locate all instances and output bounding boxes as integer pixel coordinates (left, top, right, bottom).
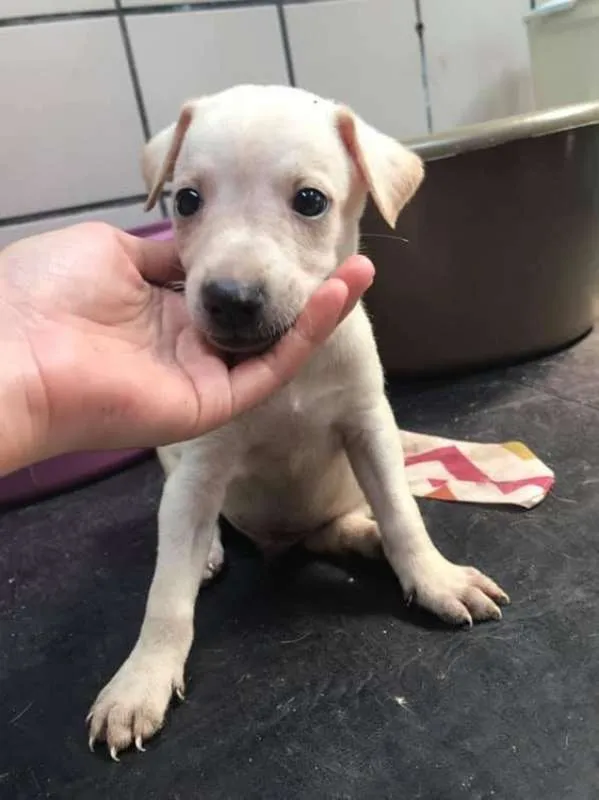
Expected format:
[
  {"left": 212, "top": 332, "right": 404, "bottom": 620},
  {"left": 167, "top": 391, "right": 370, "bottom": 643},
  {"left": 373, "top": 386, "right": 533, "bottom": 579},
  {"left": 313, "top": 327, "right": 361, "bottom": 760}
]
[{"left": 206, "top": 325, "right": 293, "bottom": 357}]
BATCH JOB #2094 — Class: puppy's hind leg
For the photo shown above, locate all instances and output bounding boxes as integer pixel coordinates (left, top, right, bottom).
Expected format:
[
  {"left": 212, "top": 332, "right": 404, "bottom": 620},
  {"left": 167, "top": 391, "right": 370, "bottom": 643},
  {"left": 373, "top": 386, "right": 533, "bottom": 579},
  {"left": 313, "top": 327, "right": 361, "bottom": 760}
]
[{"left": 304, "top": 506, "right": 382, "bottom": 559}]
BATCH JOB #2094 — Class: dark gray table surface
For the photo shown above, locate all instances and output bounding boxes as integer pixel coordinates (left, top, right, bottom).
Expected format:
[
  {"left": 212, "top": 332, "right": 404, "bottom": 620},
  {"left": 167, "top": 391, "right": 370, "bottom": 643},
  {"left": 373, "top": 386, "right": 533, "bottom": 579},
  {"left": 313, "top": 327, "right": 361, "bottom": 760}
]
[{"left": 2, "top": 330, "right": 599, "bottom": 799}]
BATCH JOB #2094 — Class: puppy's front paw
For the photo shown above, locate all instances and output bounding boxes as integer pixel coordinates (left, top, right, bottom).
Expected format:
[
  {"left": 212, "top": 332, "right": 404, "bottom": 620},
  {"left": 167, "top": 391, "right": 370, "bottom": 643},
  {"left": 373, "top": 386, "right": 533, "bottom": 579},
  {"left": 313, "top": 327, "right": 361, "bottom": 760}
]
[
  {"left": 87, "top": 653, "right": 185, "bottom": 759},
  {"left": 403, "top": 554, "right": 509, "bottom": 627}
]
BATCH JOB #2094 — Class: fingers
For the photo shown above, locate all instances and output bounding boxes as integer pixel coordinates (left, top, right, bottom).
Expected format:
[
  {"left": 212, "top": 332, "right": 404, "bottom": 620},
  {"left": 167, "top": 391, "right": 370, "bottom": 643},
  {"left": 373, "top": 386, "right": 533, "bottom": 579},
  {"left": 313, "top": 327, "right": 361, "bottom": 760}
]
[
  {"left": 331, "top": 255, "right": 376, "bottom": 322},
  {"left": 229, "top": 255, "right": 374, "bottom": 416},
  {"left": 118, "top": 229, "right": 184, "bottom": 286}
]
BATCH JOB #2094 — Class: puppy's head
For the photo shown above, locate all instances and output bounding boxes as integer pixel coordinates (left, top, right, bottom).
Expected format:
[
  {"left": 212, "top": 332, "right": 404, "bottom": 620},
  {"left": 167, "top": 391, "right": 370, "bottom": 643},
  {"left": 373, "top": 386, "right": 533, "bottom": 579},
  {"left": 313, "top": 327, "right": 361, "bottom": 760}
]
[{"left": 143, "top": 85, "right": 423, "bottom": 355}]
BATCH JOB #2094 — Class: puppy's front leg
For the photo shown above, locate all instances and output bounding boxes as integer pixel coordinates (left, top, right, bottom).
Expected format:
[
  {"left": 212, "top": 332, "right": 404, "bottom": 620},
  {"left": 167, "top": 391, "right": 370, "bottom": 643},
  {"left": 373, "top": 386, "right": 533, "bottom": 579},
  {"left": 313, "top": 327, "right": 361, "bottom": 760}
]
[
  {"left": 343, "top": 400, "right": 509, "bottom": 626},
  {"left": 88, "top": 437, "right": 236, "bottom": 759}
]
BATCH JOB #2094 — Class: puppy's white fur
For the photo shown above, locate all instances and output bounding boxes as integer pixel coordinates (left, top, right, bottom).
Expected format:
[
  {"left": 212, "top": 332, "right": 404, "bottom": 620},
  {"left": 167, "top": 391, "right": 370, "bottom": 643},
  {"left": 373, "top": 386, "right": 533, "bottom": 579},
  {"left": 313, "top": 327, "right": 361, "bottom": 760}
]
[{"left": 88, "top": 85, "right": 508, "bottom": 757}]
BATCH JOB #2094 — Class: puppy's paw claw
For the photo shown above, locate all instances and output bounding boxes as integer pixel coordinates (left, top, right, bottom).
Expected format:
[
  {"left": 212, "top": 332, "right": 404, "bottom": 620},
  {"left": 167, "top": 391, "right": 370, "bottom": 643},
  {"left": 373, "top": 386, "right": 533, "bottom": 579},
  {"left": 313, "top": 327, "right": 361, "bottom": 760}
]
[
  {"left": 497, "top": 591, "right": 511, "bottom": 606},
  {"left": 403, "top": 557, "right": 508, "bottom": 626},
  {"left": 87, "top": 654, "right": 184, "bottom": 758}
]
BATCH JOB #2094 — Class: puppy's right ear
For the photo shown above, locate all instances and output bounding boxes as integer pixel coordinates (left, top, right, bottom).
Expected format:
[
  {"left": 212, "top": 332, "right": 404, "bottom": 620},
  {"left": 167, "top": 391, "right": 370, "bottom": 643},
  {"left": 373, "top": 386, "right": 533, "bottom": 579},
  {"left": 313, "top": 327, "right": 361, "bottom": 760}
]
[
  {"left": 336, "top": 107, "right": 424, "bottom": 229},
  {"left": 142, "top": 102, "right": 197, "bottom": 211}
]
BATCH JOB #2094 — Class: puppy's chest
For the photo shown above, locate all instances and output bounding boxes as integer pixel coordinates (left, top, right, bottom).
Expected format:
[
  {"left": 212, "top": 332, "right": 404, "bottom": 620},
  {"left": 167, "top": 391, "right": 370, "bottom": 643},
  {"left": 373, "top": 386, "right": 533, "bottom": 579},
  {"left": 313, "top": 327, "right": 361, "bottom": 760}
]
[
  {"left": 224, "top": 384, "right": 349, "bottom": 543},
  {"left": 247, "top": 383, "right": 340, "bottom": 438},
  {"left": 234, "top": 384, "right": 340, "bottom": 473}
]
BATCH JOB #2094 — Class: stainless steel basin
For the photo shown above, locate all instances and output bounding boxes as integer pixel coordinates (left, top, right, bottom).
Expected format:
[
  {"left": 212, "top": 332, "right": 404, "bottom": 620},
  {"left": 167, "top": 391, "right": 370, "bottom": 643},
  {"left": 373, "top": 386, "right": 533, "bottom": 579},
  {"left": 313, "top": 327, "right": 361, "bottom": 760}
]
[{"left": 362, "top": 102, "right": 599, "bottom": 375}]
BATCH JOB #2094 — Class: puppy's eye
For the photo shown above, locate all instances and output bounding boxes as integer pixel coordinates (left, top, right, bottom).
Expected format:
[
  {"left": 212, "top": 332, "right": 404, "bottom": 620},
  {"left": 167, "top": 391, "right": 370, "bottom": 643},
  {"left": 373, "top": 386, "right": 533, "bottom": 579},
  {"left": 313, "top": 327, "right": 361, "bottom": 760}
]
[
  {"left": 292, "top": 188, "right": 329, "bottom": 218},
  {"left": 175, "top": 188, "right": 203, "bottom": 217}
]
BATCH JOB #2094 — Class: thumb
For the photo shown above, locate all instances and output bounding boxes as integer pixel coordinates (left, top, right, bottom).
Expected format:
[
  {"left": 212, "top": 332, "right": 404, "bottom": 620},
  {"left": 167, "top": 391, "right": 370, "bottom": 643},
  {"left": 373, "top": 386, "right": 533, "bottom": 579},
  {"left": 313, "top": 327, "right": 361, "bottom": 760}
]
[
  {"left": 229, "top": 255, "right": 374, "bottom": 415},
  {"left": 118, "top": 229, "right": 184, "bottom": 285}
]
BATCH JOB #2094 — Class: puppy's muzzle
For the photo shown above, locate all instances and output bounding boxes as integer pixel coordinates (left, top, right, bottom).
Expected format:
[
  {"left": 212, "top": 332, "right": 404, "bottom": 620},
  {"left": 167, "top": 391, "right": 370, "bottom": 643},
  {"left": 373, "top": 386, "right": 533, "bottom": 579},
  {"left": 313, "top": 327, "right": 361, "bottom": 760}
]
[
  {"left": 201, "top": 279, "right": 288, "bottom": 354},
  {"left": 203, "top": 279, "right": 265, "bottom": 330}
]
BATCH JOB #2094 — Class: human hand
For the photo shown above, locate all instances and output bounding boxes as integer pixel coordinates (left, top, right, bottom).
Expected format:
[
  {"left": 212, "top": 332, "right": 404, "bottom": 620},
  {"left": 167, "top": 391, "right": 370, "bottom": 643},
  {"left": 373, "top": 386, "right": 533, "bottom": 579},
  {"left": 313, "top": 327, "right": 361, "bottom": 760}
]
[{"left": 0, "top": 223, "right": 374, "bottom": 473}]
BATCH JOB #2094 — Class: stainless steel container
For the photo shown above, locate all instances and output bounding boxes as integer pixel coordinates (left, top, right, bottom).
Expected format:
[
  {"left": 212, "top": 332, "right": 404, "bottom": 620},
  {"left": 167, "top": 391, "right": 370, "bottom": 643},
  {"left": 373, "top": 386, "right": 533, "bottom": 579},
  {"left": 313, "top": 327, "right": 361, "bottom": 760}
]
[{"left": 362, "top": 102, "right": 599, "bottom": 375}]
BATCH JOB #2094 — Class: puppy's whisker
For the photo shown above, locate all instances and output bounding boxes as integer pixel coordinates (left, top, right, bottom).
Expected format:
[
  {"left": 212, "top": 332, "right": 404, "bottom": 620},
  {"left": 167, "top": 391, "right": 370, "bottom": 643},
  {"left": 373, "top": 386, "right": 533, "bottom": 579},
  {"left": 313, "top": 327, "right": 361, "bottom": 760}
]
[{"left": 361, "top": 233, "right": 409, "bottom": 243}]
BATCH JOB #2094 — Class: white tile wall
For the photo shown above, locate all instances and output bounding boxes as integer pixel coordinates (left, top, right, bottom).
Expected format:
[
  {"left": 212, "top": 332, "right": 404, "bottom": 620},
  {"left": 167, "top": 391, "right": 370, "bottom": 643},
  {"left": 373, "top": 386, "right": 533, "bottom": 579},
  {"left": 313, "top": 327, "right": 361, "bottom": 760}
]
[
  {"left": 0, "top": 0, "right": 112, "bottom": 18},
  {"left": 0, "top": 18, "right": 146, "bottom": 218},
  {"left": 0, "top": 0, "right": 536, "bottom": 239},
  {"left": 286, "top": 0, "right": 428, "bottom": 140},
  {"left": 422, "top": 0, "right": 534, "bottom": 132},
  {"left": 0, "top": 203, "right": 162, "bottom": 250},
  {"left": 127, "top": 6, "right": 289, "bottom": 133}
]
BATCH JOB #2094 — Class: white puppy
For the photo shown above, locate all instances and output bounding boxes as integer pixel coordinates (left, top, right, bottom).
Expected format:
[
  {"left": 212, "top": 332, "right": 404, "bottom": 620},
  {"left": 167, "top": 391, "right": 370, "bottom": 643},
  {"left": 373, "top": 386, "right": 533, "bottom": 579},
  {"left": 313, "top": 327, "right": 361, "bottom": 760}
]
[{"left": 88, "top": 85, "right": 509, "bottom": 758}]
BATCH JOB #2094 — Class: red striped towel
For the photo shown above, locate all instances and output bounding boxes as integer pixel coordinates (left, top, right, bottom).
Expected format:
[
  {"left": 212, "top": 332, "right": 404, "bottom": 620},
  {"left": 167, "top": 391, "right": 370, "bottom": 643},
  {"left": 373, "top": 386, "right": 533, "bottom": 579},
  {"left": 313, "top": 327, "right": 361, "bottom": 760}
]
[{"left": 401, "top": 432, "right": 554, "bottom": 509}]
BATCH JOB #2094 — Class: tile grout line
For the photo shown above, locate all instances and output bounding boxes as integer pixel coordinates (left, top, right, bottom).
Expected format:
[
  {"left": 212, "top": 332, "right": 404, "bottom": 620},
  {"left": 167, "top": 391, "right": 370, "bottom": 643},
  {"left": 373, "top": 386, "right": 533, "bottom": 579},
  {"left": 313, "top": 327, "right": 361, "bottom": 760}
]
[
  {"left": 0, "top": 0, "right": 344, "bottom": 29},
  {"left": 113, "top": 0, "right": 168, "bottom": 217},
  {"left": 276, "top": 2, "right": 296, "bottom": 88},
  {"left": 114, "top": 0, "right": 151, "bottom": 142},
  {"left": 0, "top": 195, "right": 150, "bottom": 228},
  {"left": 0, "top": 9, "right": 115, "bottom": 27},
  {"left": 414, "top": 0, "right": 433, "bottom": 135}
]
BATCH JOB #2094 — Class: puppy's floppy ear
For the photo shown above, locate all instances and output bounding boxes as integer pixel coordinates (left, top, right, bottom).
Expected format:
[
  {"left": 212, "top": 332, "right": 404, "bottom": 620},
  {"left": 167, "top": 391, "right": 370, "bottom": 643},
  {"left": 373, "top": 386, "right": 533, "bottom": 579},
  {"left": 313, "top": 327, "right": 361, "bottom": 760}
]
[
  {"left": 141, "top": 122, "right": 176, "bottom": 194},
  {"left": 336, "top": 107, "right": 424, "bottom": 229},
  {"left": 142, "top": 101, "right": 197, "bottom": 211}
]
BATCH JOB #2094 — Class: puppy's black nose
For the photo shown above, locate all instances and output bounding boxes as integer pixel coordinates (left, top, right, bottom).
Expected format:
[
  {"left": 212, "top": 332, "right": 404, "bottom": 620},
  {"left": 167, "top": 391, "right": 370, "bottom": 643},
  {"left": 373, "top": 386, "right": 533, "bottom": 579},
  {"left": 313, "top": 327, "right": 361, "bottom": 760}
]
[{"left": 202, "top": 279, "right": 266, "bottom": 329}]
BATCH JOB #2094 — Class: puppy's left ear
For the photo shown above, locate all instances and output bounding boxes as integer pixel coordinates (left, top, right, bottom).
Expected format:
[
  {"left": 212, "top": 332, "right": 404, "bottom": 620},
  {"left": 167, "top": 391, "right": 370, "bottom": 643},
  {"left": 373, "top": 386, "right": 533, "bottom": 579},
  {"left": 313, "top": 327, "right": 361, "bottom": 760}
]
[{"left": 336, "top": 107, "right": 424, "bottom": 229}]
